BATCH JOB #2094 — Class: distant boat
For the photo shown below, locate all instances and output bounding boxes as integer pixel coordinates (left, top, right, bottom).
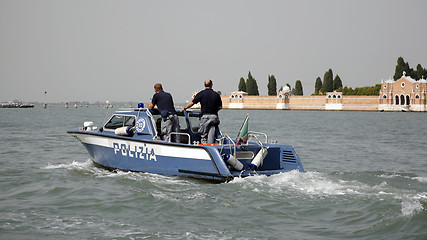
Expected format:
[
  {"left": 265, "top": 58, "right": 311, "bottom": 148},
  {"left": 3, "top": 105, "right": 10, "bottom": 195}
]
[
  {"left": 65, "top": 102, "right": 69, "bottom": 108},
  {"left": 0, "top": 101, "right": 34, "bottom": 108},
  {"left": 74, "top": 103, "right": 78, "bottom": 108}
]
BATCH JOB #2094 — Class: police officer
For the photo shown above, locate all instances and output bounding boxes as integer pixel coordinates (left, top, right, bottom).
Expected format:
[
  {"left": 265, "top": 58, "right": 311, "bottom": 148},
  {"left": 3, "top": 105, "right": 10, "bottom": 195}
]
[
  {"left": 181, "top": 80, "right": 222, "bottom": 144},
  {"left": 148, "top": 83, "right": 180, "bottom": 142}
]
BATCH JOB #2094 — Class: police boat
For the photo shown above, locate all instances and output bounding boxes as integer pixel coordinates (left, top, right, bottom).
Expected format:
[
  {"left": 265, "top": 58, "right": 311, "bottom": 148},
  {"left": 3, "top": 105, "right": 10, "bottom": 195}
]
[{"left": 67, "top": 106, "right": 305, "bottom": 182}]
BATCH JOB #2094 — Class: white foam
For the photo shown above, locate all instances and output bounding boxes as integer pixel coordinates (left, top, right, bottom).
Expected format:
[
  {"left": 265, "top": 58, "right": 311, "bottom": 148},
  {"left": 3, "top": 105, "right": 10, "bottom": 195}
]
[
  {"left": 379, "top": 173, "right": 427, "bottom": 183},
  {"left": 230, "top": 171, "right": 426, "bottom": 217},
  {"left": 272, "top": 172, "right": 425, "bottom": 204},
  {"left": 401, "top": 198, "right": 424, "bottom": 216},
  {"left": 264, "top": 171, "right": 369, "bottom": 197},
  {"left": 42, "top": 159, "right": 93, "bottom": 170},
  {"left": 415, "top": 176, "right": 427, "bottom": 183}
]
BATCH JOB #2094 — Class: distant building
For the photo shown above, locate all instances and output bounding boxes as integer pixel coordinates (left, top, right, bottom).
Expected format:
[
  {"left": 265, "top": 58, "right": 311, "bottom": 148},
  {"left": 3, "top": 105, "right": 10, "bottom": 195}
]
[
  {"left": 325, "top": 91, "right": 343, "bottom": 110},
  {"left": 276, "top": 86, "right": 291, "bottom": 109},
  {"left": 217, "top": 72, "right": 427, "bottom": 112},
  {"left": 379, "top": 72, "right": 427, "bottom": 112},
  {"left": 228, "top": 91, "right": 248, "bottom": 109}
]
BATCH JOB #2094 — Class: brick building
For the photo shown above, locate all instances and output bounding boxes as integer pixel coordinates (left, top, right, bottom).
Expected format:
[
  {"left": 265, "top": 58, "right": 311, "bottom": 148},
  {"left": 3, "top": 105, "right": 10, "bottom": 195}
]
[{"left": 379, "top": 72, "right": 427, "bottom": 112}]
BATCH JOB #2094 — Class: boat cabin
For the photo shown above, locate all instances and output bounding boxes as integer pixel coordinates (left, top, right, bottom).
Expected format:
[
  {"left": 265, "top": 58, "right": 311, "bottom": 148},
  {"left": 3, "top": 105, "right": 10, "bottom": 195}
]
[{"left": 99, "top": 108, "right": 220, "bottom": 145}]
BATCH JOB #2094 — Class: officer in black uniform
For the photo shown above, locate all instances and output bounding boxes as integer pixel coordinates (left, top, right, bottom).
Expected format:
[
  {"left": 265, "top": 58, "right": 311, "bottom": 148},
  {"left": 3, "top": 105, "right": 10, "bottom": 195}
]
[
  {"left": 148, "top": 83, "right": 180, "bottom": 142},
  {"left": 181, "top": 80, "right": 222, "bottom": 143}
]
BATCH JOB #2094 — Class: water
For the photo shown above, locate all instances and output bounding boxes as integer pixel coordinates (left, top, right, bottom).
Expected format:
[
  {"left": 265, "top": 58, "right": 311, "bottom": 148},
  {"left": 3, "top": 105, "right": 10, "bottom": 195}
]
[{"left": 1, "top": 106, "right": 426, "bottom": 239}]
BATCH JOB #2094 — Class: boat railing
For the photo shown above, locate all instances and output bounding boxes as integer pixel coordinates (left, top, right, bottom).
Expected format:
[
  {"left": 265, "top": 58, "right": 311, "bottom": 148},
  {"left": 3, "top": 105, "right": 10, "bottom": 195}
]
[
  {"left": 169, "top": 132, "right": 191, "bottom": 145},
  {"left": 247, "top": 131, "right": 268, "bottom": 144},
  {"left": 218, "top": 134, "right": 237, "bottom": 157}
]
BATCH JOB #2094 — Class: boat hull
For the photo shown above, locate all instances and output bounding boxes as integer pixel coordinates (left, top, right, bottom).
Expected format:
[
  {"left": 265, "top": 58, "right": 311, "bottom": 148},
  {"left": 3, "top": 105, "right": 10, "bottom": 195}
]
[{"left": 68, "top": 131, "right": 234, "bottom": 182}]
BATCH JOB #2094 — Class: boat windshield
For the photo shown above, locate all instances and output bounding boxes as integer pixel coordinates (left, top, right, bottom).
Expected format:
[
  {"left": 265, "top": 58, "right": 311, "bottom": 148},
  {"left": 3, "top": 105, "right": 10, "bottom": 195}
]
[
  {"left": 104, "top": 115, "right": 135, "bottom": 130},
  {"left": 149, "top": 111, "right": 200, "bottom": 133}
]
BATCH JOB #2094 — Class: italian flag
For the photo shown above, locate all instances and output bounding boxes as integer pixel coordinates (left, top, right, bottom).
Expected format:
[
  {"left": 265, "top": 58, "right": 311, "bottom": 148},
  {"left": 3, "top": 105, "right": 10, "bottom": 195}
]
[{"left": 236, "top": 115, "right": 249, "bottom": 145}]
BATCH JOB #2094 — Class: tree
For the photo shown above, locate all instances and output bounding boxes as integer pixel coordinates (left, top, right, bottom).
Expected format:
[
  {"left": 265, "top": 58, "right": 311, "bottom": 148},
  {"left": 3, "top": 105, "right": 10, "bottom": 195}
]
[
  {"left": 393, "top": 57, "right": 412, "bottom": 80},
  {"left": 267, "top": 75, "right": 277, "bottom": 96},
  {"left": 295, "top": 80, "right": 303, "bottom": 96},
  {"left": 414, "top": 64, "right": 427, "bottom": 80},
  {"left": 333, "top": 75, "right": 343, "bottom": 90},
  {"left": 238, "top": 77, "right": 246, "bottom": 92},
  {"left": 341, "top": 84, "right": 380, "bottom": 96},
  {"left": 321, "top": 69, "right": 333, "bottom": 93},
  {"left": 246, "top": 71, "right": 259, "bottom": 96},
  {"left": 314, "top": 77, "right": 322, "bottom": 95},
  {"left": 342, "top": 86, "right": 352, "bottom": 95}
]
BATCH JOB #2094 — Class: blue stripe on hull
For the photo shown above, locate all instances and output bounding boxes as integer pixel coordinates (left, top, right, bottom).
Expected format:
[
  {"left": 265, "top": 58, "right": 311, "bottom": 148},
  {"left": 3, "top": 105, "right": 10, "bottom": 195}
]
[{"left": 82, "top": 142, "right": 231, "bottom": 181}]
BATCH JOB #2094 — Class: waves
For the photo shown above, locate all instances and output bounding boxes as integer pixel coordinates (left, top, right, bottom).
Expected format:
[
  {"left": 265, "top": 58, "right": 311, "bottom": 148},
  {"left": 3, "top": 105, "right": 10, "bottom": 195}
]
[
  {"left": 230, "top": 170, "right": 426, "bottom": 216},
  {"left": 42, "top": 160, "right": 427, "bottom": 219},
  {"left": 0, "top": 159, "right": 423, "bottom": 239},
  {"left": 3, "top": 107, "right": 427, "bottom": 239}
]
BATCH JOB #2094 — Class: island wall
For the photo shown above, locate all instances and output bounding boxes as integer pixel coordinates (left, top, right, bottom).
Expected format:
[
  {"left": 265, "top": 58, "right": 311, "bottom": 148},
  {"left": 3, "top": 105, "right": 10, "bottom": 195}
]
[
  {"left": 218, "top": 75, "right": 427, "bottom": 112},
  {"left": 221, "top": 92, "right": 379, "bottom": 111}
]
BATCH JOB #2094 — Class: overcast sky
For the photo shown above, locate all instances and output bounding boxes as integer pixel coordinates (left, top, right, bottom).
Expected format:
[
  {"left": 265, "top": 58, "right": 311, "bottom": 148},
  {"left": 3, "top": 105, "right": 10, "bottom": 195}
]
[{"left": 1, "top": 0, "right": 426, "bottom": 104}]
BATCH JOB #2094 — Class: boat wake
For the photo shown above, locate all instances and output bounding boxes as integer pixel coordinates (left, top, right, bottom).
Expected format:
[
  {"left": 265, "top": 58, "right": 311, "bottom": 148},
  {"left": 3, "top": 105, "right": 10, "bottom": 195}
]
[
  {"left": 43, "top": 159, "right": 93, "bottom": 170},
  {"left": 42, "top": 161, "right": 426, "bottom": 217},
  {"left": 42, "top": 159, "right": 194, "bottom": 184},
  {"left": 229, "top": 170, "right": 427, "bottom": 217}
]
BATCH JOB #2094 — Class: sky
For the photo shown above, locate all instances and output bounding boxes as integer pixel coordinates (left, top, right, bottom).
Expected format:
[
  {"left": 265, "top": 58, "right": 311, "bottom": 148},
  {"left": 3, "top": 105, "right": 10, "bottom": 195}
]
[{"left": 1, "top": 0, "right": 427, "bottom": 104}]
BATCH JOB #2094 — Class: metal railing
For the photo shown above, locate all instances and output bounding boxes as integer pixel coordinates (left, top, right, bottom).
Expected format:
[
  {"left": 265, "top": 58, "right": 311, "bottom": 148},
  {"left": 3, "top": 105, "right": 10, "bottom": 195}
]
[
  {"left": 247, "top": 131, "right": 268, "bottom": 145},
  {"left": 169, "top": 132, "right": 191, "bottom": 145},
  {"left": 218, "top": 134, "right": 237, "bottom": 157}
]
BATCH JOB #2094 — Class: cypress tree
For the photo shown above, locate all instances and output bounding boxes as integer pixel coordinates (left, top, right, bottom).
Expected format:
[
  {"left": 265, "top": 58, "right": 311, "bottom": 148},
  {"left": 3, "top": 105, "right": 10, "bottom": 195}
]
[
  {"left": 267, "top": 75, "right": 277, "bottom": 96},
  {"left": 295, "top": 80, "right": 303, "bottom": 96},
  {"left": 394, "top": 57, "right": 405, "bottom": 80},
  {"left": 321, "top": 69, "right": 333, "bottom": 93},
  {"left": 314, "top": 77, "right": 322, "bottom": 94},
  {"left": 394, "top": 57, "right": 412, "bottom": 80},
  {"left": 246, "top": 71, "right": 259, "bottom": 96},
  {"left": 238, "top": 77, "right": 246, "bottom": 92},
  {"left": 414, "top": 64, "right": 427, "bottom": 80},
  {"left": 254, "top": 79, "right": 259, "bottom": 96},
  {"left": 333, "top": 75, "right": 343, "bottom": 90},
  {"left": 246, "top": 72, "right": 254, "bottom": 95}
]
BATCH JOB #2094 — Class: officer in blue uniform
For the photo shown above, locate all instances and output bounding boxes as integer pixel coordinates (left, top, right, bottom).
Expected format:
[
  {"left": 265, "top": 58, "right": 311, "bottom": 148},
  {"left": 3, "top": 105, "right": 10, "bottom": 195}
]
[
  {"left": 148, "top": 83, "right": 180, "bottom": 142},
  {"left": 181, "top": 80, "right": 222, "bottom": 144}
]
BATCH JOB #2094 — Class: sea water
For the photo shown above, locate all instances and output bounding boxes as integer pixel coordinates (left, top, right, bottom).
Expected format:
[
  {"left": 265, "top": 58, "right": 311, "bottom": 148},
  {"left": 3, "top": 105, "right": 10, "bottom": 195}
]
[{"left": 0, "top": 106, "right": 426, "bottom": 239}]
